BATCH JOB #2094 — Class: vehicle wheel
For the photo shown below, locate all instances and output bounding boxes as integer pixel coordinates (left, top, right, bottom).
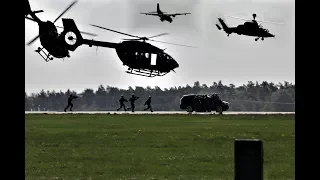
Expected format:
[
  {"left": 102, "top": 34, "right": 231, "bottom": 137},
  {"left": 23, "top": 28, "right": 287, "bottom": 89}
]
[
  {"left": 186, "top": 106, "right": 193, "bottom": 113},
  {"left": 216, "top": 106, "right": 223, "bottom": 115}
]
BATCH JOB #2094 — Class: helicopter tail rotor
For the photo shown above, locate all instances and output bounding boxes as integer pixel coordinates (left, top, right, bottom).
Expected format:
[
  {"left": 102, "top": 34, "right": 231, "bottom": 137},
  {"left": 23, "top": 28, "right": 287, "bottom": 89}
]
[{"left": 60, "top": 18, "right": 84, "bottom": 51}]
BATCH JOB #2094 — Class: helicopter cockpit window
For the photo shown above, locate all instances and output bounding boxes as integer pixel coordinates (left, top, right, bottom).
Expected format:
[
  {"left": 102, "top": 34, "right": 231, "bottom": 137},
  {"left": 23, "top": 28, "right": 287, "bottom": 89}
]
[
  {"left": 145, "top": 53, "right": 149, "bottom": 59},
  {"left": 135, "top": 52, "right": 138, "bottom": 56},
  {"left": 151, "top": 53, "right": 157, "bottom": 65}
]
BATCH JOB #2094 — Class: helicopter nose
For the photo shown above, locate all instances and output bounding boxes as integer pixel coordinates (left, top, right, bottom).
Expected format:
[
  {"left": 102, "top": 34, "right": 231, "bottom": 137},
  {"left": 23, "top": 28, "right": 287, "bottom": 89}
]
[{"left": 173, "top": 61, "right": 179, "bottom": 69}]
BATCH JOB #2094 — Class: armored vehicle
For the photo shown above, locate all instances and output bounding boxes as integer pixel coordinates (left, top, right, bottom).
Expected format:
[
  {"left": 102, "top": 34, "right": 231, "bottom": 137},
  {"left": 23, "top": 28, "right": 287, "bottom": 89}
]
[{"left": 180, "top": 93, "right": 229, "bottom": 114}]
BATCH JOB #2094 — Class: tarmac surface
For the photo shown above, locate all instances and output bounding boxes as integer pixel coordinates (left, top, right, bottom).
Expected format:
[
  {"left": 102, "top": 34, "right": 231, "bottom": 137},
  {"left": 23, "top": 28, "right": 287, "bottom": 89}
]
[{"left": 25, "top": 111, "right": 295, "bottom": 115}]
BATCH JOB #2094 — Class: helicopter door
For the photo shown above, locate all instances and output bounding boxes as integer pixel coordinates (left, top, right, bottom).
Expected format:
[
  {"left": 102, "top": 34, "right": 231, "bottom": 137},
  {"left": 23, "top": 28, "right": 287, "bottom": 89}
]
[{"left": 151, "top": 53, "right": 157, "bottom": 66}]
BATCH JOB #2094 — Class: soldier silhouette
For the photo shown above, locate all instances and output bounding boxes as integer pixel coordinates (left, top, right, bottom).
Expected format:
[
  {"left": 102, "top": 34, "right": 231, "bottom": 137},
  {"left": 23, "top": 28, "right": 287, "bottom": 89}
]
[
  {"left": 144, "top": 96, "right": 153, "bottom": 112},
  {"left": 64, "top": 94, "right": 78, "bottom": 112},
  {"left": 117, "top": 95, "right": 128, "bottom": 111},
  {"left": 127, "top": 93, "right": 139, "bottom": 112}
]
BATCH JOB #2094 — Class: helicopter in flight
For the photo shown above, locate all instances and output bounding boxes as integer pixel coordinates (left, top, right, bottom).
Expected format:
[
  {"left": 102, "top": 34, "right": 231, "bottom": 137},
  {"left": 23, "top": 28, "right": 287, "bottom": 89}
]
[
  {"left": 65, "top": 23, "right": 196, "bottom": 77},
  {"left": 140, "top": 3, "right": 191, "bottom": 23},
  {"left": 25, "top": 0, "right": 97, "bottom": 62},
  {"left": 216, "top": 14, "right": 283, "bottom": 41}
]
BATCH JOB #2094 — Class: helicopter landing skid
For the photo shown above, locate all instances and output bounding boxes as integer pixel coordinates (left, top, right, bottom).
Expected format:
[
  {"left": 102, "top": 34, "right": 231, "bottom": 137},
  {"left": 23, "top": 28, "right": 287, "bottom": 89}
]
[
  {"left": 35, "top": 47, "right": 54, "bottom": 62},
  {"left": 126, "top": 68, "right": 168, "bottom": 77},
  {"left": 255, "top": 37, "right": 264, "bottom": 41}
]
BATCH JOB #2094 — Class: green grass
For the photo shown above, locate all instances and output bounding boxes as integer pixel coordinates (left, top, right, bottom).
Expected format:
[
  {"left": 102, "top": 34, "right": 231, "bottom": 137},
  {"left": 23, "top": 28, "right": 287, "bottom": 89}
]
[{"left": 25, "top": 114, "right": 294, "bottom": 180}]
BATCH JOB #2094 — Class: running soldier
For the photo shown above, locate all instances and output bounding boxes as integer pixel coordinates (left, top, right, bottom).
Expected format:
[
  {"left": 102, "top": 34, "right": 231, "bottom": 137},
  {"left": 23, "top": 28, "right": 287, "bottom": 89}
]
[
  {"left": 64, "top": 94, "right": 78, "bottom": 112},
  {"left": 127, "top": 93, "right": 139, "bottom": 112},
  {"left": 144, "top": 96, "right": 153, "bottom": 112},
  {"left": 117, "top": 95, "right": 128, "bottom": 111}
]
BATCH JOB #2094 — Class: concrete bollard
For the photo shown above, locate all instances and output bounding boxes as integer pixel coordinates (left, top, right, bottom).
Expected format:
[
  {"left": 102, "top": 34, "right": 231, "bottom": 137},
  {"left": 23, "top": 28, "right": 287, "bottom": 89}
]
[{"left": 234, "top": 139, "right": 263, "bottom": 180}]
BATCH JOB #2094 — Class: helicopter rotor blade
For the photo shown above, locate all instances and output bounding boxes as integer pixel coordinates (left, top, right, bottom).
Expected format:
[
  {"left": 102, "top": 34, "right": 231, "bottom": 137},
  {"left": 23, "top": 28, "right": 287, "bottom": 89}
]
[
  {"left": 255, "top": 19, "right": 285, "bottom": 25},
  {"left": 225, "top": 15, "right": 250, "bottom": 21},
  {"left": 147, "top": 33, "right": 169, "bottom": 39},
  {"left": 148, "top": 39, "right": 197, "bottom": 48},
  {"left": 55, "top": 26, "right": 98, "bottom": 36},
  {"left": 53, "top": 0, "right": 78, "bottom": 24},
  {"left": 77, "top": 31, "right": 97, "bottom": 36},
  {"left": 25, "top": 16, "right": 37, "bottom": 22},
  {"left": 122, "top": 38, "right": 141, "bottom": 41},
  {"left": 27, "top": 35, "right": 40, "bottom": 45},
  {"left": 225, "top": 15, "right": 284, "bottom": 25},
  {"left": 90, "top": 24, "right": 140, "bottom": 39}
]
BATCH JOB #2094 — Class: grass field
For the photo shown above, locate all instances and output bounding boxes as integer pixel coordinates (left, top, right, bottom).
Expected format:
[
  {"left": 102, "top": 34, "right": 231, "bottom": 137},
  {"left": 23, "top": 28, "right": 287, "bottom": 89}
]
[{"left": 25, "top": 114, "right": 294, "bottom": 180}]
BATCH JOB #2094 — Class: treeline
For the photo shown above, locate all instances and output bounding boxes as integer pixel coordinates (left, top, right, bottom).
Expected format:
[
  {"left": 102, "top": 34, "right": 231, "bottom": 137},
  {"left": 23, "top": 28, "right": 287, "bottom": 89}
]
[{"left": 25, "top": 81, "right": 295, "bottom": 112}]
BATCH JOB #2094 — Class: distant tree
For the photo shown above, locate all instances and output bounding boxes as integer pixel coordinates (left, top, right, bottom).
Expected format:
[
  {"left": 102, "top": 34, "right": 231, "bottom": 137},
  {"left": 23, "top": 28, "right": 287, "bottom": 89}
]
[
  {"left": 81, "top": 89, "right": 95, "bottom": 110},
  {"left": 95, "top": 85, "right": 107, "bottom": 110},
  {"left": 271, "top": 89, "right": 294, "bottom": 112},
  {"left": 25, "top": 92, "right": 29, "bottom": 111},
  {"left": 25, "top": 80, "right": 295, "bottom": 112}
]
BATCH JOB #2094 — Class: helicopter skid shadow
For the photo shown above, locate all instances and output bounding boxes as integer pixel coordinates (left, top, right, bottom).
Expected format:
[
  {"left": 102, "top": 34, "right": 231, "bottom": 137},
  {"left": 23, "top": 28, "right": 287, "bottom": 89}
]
[{"left": 126, "top": 68, "right": 168, "bottom": 78}]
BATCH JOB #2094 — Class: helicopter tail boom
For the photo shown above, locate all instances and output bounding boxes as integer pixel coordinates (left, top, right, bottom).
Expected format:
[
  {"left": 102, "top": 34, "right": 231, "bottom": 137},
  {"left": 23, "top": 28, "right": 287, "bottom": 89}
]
[{"left": 81, "top": 39, "right": 118, "bottom": 49}]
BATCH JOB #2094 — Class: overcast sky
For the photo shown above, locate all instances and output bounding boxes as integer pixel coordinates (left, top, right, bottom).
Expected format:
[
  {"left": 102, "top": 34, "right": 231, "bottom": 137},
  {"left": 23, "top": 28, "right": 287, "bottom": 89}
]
[{"left": 25, "top": 0, "right": 295, "bottom": 94}]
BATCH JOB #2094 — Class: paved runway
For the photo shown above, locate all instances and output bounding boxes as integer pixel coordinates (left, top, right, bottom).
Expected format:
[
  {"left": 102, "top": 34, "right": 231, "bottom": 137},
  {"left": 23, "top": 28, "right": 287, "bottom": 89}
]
[{"left": 25, "top": 111, "right": 295, "bottom": 115}]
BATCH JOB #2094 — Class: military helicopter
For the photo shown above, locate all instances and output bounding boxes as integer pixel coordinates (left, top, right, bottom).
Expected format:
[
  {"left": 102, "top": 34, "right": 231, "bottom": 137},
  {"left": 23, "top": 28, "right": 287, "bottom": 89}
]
[
  {"left": 216, "top": 14, "right": 283, "bottom": 41},
  {"left": 25, "top": 0, "right": 97, "bottom": 62},
  {"left": 72, "top": 24, "right": 196, "bottom": 77}
]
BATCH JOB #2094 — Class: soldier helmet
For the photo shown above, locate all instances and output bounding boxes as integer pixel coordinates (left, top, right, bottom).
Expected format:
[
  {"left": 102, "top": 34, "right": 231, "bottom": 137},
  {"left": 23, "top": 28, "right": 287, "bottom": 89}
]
[
  {"left": 149, "top": 96, "right": 151, "bottom": 98},
  {"left": 132, "top": 93, "right": 135, "bottom": 96},
  {"left": 121, "top": 95, "right": 123, "bottom": 97}
]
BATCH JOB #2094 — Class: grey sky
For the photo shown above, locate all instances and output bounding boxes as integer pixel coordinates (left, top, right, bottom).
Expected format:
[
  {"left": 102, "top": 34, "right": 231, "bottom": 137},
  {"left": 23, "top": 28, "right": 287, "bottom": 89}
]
[{"left": 25, "top": 0, "right": 295, "bottom": 94}]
